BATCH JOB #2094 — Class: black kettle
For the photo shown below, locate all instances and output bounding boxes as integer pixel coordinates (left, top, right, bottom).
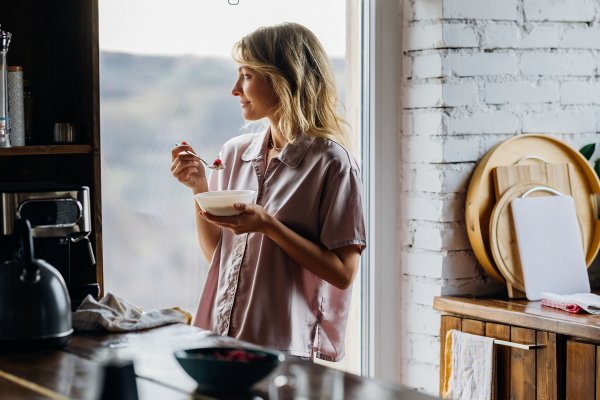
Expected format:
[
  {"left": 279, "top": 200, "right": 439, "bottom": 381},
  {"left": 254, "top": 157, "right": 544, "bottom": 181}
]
[{"left": 0, "top": 218, "right": 72, "bottom": 350}]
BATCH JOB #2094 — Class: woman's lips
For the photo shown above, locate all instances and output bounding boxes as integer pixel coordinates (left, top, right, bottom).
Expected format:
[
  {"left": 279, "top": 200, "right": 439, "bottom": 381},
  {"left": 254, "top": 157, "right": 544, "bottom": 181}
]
[{"left": 240, "top": 101, "right": 250, "bottom": 108}]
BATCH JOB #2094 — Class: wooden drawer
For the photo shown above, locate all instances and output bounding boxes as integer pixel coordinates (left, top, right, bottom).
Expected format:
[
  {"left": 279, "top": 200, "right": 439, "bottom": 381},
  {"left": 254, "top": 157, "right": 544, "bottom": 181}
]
[
  {"left": 565, "top": 340, "right": 597, "bottom": 400},
  {"left": 440, "top": 316, "right": 560, "bottom": 400}
]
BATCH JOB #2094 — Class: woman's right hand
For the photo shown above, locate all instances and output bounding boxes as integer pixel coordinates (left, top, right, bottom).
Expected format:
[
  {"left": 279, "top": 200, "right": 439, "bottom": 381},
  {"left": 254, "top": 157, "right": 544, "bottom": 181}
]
[{"left": 171, "top": 141, "right": 207, "bottom": 192}]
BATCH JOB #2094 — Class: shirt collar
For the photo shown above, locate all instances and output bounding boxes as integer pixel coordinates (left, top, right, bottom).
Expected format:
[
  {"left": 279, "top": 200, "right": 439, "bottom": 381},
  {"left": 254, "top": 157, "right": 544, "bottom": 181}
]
[{"left": 241, "top": 128, "right": 316, "bottom": 168}]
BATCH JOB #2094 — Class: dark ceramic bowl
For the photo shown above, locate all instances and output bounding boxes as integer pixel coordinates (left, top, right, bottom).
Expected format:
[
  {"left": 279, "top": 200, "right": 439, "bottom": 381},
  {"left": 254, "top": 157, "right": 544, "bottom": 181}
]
[{"left": 174, "top": 346, "right": 284, "bottom": 393}]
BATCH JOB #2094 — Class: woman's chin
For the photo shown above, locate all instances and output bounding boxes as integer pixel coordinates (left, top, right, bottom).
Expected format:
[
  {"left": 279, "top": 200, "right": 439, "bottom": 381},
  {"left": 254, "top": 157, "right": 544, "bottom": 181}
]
[{"left": 242, "top": 112, "right": 261, "bottom": 121}]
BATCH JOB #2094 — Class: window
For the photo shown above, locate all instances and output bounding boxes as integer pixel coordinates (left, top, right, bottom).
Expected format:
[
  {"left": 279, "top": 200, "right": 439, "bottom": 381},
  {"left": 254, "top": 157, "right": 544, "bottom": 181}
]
[
  {"left": 360, "top": 0, "right": 400, "bottom": 381},
  {"left": 99, "top": 0, "right": 365, "bottom": 374}
]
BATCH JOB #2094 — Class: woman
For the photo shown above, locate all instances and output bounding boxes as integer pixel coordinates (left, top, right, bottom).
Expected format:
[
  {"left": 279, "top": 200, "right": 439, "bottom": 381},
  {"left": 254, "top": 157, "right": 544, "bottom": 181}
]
[{"left": 171, "top": 22, "right": 366, "bottom": 361}]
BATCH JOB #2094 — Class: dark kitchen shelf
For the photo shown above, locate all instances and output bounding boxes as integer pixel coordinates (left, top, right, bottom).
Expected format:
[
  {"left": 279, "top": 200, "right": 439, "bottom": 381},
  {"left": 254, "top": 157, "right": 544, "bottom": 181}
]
[{"left": 0, "top": 145, "right": 93, "bottom": 156}]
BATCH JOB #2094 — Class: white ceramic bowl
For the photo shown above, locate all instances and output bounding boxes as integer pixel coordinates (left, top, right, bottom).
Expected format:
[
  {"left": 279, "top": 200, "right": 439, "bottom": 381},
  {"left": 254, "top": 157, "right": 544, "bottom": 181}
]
[{"left": 194, "top": 190, "right": 256, "bottom": 216}]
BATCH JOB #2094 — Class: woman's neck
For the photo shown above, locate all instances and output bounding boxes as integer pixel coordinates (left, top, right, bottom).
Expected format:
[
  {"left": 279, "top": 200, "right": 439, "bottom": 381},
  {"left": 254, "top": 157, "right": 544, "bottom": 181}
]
[{"left": 268, "top": 122, "right": 286, "bottom": 150}]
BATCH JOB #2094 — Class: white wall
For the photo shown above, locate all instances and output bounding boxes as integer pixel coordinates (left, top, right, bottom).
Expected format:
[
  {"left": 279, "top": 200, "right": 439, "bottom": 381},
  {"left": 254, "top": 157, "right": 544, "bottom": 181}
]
[{"left": 399, "top": 0, "right": 600, "bottom": 394}]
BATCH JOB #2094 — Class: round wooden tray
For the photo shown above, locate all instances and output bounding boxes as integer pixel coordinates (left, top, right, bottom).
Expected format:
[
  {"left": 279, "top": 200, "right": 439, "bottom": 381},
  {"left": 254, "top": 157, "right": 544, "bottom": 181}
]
[{"left": 466, "top": 134, "right": 600, "bottom": 284}]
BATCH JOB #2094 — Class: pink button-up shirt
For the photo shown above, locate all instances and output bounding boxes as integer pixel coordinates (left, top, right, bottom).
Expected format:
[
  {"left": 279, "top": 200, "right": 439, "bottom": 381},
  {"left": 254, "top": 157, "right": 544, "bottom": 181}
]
[{"left": 194, "top": 129, "right": 366, "bottom": 361}]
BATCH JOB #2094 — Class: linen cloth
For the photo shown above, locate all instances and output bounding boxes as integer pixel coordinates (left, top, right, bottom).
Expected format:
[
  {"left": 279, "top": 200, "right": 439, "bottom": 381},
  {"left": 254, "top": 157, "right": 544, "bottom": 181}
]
[
  {"left": 194, "top": 130, "right": 367, "bottom": 361},
  {"left": 443, "top": 329, "right": 495, "bottom": 400},
  {"left": 72, "top": 293, "right": 192, "bottom": 332},
  {"left": 540, "top": 292, "right": 600, "bottom": 315},
  {"left": 540, "top": 298, "right": 582, "bottom": 314}
]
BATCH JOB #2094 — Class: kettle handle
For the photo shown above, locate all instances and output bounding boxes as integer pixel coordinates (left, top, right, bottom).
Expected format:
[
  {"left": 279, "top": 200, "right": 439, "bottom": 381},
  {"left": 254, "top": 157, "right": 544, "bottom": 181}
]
[{"left": 16, "top": 218, "right": 39, "bottom": 282}]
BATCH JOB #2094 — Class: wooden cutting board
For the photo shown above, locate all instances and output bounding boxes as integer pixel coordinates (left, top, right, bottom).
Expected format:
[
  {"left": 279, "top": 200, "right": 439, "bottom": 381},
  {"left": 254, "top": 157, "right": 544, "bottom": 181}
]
[
  {"left": 493, "top": 162, "right": 573, "bottom": 199},
  {"left": 466, "top": 134, "right": 600, "bottom": 287},
  {"left": 489, "top": 182, "right": 549, "bottom": 296}
]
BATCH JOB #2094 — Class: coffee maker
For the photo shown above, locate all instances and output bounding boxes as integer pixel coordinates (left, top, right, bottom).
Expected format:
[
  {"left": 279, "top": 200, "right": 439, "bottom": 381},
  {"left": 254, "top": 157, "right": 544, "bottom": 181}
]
[{"left": 0, "top": 182, "right": 99, "bottom": 309}]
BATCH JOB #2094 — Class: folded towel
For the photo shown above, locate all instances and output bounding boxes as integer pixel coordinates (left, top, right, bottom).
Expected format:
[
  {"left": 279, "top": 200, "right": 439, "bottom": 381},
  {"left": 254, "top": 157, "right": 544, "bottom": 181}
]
[
  {"left": 72, "top": 293, "right": 192, "bottom": 332},
  {"left": 443, "top": 329, "right": 495, "bottom": 400},
  {"left": 540, "top": 292, "right": 600, "bottom": 315},
  {"left": 540, "top": 298, "right": 582, "bottom": 314}
]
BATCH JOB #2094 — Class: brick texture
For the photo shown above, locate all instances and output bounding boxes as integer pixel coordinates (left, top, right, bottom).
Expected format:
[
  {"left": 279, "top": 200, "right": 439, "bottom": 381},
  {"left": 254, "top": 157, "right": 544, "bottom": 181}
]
[{"left": 400, "top": 0, "right": 600, "bottom": 395}]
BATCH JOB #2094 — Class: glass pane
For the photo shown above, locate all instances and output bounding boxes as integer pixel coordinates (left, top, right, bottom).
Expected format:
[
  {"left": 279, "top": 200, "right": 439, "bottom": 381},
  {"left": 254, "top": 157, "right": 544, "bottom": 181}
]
[{"left": 99, "top": 0, "right": 361, "bottom": 374}]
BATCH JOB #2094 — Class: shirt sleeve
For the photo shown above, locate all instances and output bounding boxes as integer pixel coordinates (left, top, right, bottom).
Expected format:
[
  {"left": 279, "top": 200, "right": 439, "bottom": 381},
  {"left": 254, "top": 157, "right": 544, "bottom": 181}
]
[{"left": 318, "top": 163, "right": 367, "bottom": 252}]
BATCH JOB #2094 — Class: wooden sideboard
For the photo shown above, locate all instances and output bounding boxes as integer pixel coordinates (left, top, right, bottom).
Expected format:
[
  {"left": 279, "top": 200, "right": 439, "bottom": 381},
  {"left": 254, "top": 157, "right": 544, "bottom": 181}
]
[{"left": 434, "top": 296, "right": 600, "bottom": 400}]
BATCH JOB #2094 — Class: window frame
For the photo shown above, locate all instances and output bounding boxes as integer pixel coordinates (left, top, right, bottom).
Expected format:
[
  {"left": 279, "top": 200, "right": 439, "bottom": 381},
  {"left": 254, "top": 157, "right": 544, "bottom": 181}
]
[{"left": 360, "top": 0, "right": 400, "bottom": 382}]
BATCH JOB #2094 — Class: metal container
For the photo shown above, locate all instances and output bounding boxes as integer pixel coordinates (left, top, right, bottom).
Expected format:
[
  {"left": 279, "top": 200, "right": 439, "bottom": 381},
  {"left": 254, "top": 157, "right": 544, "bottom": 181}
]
[
  {"left": 0, "top": 25, "right": 12, "bottom": 148},
  {"left": 7, "top": 66, "right": 24, "bottom": 146}
]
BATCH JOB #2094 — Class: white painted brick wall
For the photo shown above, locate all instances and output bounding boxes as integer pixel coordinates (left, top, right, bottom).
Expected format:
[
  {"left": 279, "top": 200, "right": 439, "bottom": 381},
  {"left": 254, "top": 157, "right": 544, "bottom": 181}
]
[
  {"left": 447, "top": 111, "right": 520, "bottom": 134},
  {"left": 410, "top": 0, "right": 443, "bottom": 21},
  {"left": 443, "top": 81, "right": 479, "bottom": 106},
  {"left": 485, "top": 81, "right": 559, "bottom": 104},
  {"left": 405, "top": 163, "right": 444, "bottom": 192},
  {"left": 400, "top": 360, "right": 440, "bottom": 393},
  {"left": 400, "top": 302, "right": 442, "bottom": 335},
  {"left": 522, "top": 109, "right": 597, "bottom": 133},
  {"left": 442, "top": 24, "right": 479, "bottom": 48},
  {"left": 561, "top": 81, "right": 600, "bottom": 104},
  {"left": 407, "top": 333, "right": 441, "bottom": 365},
  {"left": 561, "top": 27, "right": 600, "bottom": 50},
  {"left": 412, "top": 223, "right": 444, "bottom": 250},
  {"left": 482, "top": 23, "right": 521, "bottom": 49},
  {"left": 402, "top": 250, "right": 444, "bottom": 278},
  {"left": 411, "top": 53, "right": 443, "bottom": 78},
  {"left": 521, "top": 52, "right": 597, "bottom": 76},
  {"left": 409, "top": 111, "right": 445, "bottom": 135},
  {"left": 404, "top": 279, "right": 442, "bottom": 307},
  {"left": 443, "top": 0, "right": 519, "bottom": 20},
  {"left": 402, "top": 82, "right": 443, "bottom": 108},
  {"left": 444, "top": 52, "right": 519, "bottom": 76},
  {"left": 404, "top": 162, "right": 472, "bottom": 194},
  {"left": 399, "top": 0, "right": 600, "bottom": 395},
  {"left": 405, "top": 23, "right": 443, "bottom": 51},
  {"left": 441, "top": 251, "right": 481, "bottom": 279},
  {"left": 441, "top": 135, "right": 483, "bottom": 161},
  {"left": 523, "top": 0, "right": 596, "bottom": 22},
  {"left": 401, "top": 135, "right": 444, "bottom": 163}
]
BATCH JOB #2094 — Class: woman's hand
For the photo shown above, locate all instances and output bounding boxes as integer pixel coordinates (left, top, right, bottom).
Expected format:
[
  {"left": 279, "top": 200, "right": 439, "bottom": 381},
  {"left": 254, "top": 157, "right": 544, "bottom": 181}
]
[
  {"left": 203, "top": 202, "right": 361, "bottom": 289},
  {"left": 200, "top": 203, "right": 273, "bottom": 235},
  {"left": 171, "top": 141, "right": 207, "bottom": 192}
]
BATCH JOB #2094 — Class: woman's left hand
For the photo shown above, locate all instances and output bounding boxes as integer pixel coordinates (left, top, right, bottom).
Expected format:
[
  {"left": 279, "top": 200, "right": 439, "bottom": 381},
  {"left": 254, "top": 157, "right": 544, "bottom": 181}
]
[{"left": 200, "top": 203, "right": 272, "bottom": 235}]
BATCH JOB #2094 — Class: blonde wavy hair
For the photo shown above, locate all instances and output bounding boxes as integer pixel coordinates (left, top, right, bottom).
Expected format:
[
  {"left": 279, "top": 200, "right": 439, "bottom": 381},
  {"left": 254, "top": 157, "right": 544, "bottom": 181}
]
[{"left": 232, "top": 22, "right": 350, "bottom": 149}]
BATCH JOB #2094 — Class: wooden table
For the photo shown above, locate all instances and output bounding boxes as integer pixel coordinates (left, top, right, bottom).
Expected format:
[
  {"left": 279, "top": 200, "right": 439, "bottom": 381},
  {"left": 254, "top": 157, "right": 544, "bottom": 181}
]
[{"left": 0, "top": 324, "right": 436, "bottom": 399}]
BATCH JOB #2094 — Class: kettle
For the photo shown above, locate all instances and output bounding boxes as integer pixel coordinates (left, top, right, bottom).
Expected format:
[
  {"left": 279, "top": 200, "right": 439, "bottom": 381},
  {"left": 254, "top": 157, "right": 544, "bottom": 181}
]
[{"left": 0, "top": 218, "right": 72, "bottom": 350}]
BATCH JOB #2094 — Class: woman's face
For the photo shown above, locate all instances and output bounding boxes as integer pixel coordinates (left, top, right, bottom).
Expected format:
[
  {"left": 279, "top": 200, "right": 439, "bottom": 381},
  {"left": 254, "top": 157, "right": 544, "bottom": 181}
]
[{"left": 231, "top": 66, "right": 278, "bottom": 121}]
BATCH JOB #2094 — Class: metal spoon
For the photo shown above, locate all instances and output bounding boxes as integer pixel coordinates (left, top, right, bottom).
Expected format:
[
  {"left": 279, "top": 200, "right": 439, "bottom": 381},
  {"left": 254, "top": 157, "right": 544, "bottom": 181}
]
[{"left": 175, "top": 143, "right": 225, "bottom": 170}]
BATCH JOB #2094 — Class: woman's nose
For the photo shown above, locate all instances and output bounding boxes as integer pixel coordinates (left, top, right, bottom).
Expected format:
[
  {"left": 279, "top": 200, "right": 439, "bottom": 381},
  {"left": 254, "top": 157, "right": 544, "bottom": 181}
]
[{"left": 231, "top": 80, "right": 242, "bottom": 96}]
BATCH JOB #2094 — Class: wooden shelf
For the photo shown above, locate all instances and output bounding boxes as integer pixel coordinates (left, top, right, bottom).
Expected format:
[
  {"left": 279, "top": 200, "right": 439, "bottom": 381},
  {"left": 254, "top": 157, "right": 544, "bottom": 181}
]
[
  {"left": 434, "top": 296, "right": 600, "bottom": 342},
  {"left": 0, "top": 145, "right": 93, "bottom": 156},
  {"left": 6, "top": 0, "right": 104, "bottom": 299}
]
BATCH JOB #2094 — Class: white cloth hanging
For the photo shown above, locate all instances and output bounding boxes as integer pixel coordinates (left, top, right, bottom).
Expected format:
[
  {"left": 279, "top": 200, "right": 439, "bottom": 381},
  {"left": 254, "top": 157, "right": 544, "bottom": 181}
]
[{"left": 443, "top": 329, "right": 495, "bottom": 400}]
